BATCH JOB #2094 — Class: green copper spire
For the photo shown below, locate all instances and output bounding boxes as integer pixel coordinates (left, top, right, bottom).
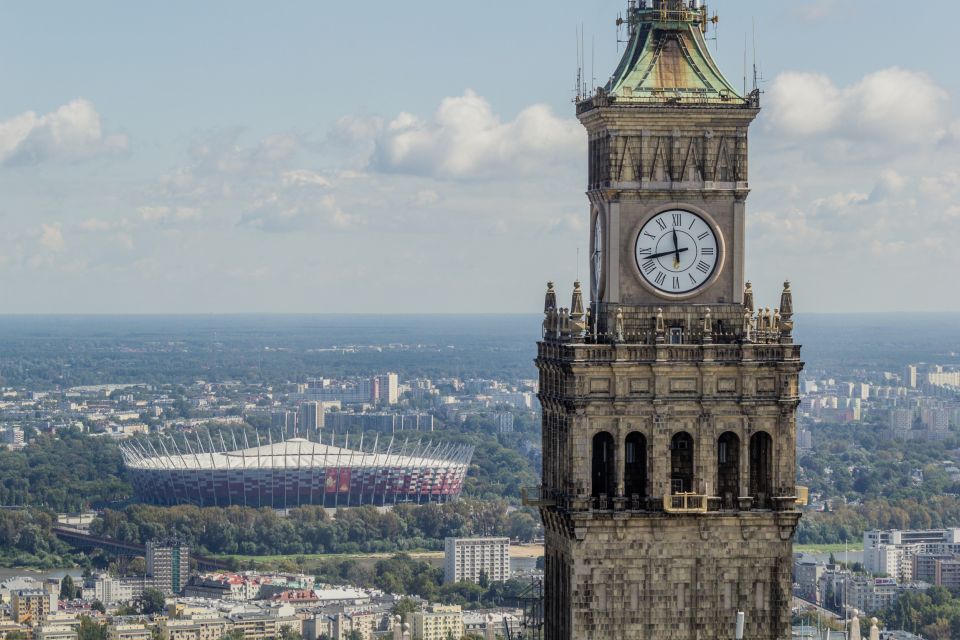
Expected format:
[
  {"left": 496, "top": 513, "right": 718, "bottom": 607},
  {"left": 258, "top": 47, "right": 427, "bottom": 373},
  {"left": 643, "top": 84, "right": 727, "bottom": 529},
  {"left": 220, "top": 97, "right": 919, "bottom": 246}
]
[{"left": 604, "top": 0, "right": 748, "bottom": 106}]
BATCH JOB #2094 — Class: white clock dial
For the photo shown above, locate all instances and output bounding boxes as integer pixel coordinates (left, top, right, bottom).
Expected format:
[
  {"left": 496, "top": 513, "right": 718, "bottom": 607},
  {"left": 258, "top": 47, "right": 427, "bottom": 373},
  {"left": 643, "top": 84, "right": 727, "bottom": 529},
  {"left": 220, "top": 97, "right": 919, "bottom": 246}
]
[
  {"left": 592, "top": 214, "right": 603, "bottom": 300},
  {"left": 634, "top": 209, "right": 720, "bottom": 295}
]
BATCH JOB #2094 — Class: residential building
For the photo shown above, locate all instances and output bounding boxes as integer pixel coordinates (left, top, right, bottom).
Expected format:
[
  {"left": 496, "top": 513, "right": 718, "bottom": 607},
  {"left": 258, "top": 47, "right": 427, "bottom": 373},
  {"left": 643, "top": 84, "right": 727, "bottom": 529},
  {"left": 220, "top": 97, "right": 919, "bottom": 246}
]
[
  {"left": 11, "top": 590, "right": 51, "bottom": 625},
  {"left": 228, "top": 607, "right": 301, "bottom": 640},
  {"left": 935, "top": 558, "right": 960, "bottom": 589},
  {"left": 0, "top": 428, "right": 24, "bottom": 446},
  {"left": 298, "top": 402, "right": 323, "bottom": 432},
  {"left": 310, "top": 610, "right": 380, "bottom": 640},
  {"left": 496, "top": 413, "right": 515, "bottom": 434},
  {"left": 410, "top": 605, "right": 463, "bottom": 640},
  {"left": 146, "top": 539, "right": 190, "bottom": 596},
  {"left": 847, "top": 578, "right": 899, "bottom": 614},
  {"left": 106, "top": 625, "right": 152, "bottom": 640},
  {"left": 160, "top": 616, "right": 229, "bottom": 640},
  {"left": 444, "top": 537, "right": 510, "bottom": 585},
  {"left": 904, "top": 365, "right": 918, "bottom": 388},
  {"left": 36, "top": 627, "right": 76, "bottom": 640},
  {"left": 374, "top": 374, "right": 399, "bottom": 405},
  {"left": 794, "top": 558, "right": 824, "bottom": 604}
]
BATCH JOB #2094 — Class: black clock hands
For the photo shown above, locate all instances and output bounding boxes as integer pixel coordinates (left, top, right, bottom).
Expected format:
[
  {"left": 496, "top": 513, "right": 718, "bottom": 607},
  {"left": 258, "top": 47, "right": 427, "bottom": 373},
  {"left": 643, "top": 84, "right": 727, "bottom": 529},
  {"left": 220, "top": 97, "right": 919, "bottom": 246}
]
[
  {"left": 644, "top": 247, "right": 689, "bottom": 261},
  {"left": 672, "top": 228, "right": 680, "bottom": 263}
]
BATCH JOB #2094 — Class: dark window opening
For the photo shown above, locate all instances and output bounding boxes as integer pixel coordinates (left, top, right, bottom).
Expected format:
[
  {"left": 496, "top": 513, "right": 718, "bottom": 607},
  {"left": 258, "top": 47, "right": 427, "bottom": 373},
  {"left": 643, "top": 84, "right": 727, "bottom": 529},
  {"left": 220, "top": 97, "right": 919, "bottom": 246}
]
[
  {"left": 670, "top": 432, "right": 694, "bottom": 494},
  {"left": 750, "top": 431, "right": 773, "bottom": 509},
  {"left": 624, "top": 432, "right": 647, "bottom": 499},
  {"left": 717, "top": 431, "right": 740, "bottom": 509},
  {"left": 592, "top": 431, "right": 616, "bottom": 498}
]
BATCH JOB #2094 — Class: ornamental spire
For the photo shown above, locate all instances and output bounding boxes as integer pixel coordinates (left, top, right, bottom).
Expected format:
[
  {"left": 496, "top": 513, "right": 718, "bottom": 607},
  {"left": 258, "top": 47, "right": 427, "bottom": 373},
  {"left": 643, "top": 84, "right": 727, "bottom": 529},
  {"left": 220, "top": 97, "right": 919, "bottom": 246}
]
[{"left": 601, "top": 0, "right": 746, "bottom": 106}]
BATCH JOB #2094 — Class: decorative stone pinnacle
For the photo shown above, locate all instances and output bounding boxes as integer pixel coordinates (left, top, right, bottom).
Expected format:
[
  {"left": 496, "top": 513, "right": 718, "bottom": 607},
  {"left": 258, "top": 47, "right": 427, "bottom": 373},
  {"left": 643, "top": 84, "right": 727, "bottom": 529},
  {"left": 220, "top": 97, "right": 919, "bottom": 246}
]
[
  {"left": 544, "top": 281, "right": 557, "bottom": 315},
  {"left": 743, "top": 281, "right": 754, "bottom": 314},
  {"left": 779, "top": 280, "right": 794, "bottom": 320},
  {"left": 615, "top": 308, "right": 625, "bottom": 343}
]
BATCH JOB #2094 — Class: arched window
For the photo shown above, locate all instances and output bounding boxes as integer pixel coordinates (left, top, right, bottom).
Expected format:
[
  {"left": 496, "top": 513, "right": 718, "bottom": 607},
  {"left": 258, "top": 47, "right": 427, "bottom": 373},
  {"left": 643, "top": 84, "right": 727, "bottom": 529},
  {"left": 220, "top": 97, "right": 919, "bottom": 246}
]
[
  {"left": 670, "top": 432, "right": 694, "bottom": 494},
  {"left": 717, "top": 432, "right": 740, "bottom": 509},
  {"left": 624, "top": 432, "right": 647, "bottom": 499},
  {"left": 750, "top": 432, "right": 773, "bottom": 508},
  {"left": 591, "top": 432, "right": 615, "bottom": 498}
]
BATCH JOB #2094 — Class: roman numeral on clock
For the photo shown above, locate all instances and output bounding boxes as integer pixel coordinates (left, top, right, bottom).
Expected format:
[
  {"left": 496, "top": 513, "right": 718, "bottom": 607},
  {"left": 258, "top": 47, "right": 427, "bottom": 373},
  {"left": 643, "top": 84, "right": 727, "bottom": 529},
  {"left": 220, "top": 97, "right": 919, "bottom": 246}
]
[
  {"left": 672, "top": 276, "right": 680, "bottom": 290},
  {"left": 696, "top": 261, "right": 710, "bottom": 274},
  {"left": 644, "top": 232, "right": 657, "bottom": 240},
  {"left": 654, "top": 272, "right": 666, "bottom": 286},
  {"left": 656, "top": 218, "right": 667, "bottom": 231},
  {"left": 672, "top": 213, "right": 682, "bottom": 226},
  {"left": 701, "top": 247, "right": 714, "bottom": 256},
  {"left": 637, "top": 248, "right": 652, "bottom": 256},
  {"left": 697, "top": 231, "right": 710, "bottom": 241},
  {"left": 642, "top": 260, "right": 656, "bottom": 274}
]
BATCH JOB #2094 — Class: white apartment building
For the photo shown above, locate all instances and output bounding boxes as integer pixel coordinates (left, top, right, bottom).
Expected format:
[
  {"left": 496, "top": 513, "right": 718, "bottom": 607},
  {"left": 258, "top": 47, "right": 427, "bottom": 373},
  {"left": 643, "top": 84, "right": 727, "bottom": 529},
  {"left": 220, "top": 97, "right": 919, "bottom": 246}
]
[
  {"left": 444, "top": 537, "right": 510, "bottom": 585},
  {"left": 846, "top": 578, "right": 899, "bottom": 614},
  {"left": 411, "top": 604, "right": 464, "bottom": 640},
  {"left": 864, "top": 529, "right": 960, "bottom": 580}
]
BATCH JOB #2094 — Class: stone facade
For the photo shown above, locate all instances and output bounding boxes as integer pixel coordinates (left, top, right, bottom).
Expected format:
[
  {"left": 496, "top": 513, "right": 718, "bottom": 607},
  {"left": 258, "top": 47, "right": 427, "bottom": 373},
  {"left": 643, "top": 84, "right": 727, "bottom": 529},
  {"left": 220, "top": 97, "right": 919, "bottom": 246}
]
[{"left": 534, "top": 2, "right": 802, "bottom": 639}]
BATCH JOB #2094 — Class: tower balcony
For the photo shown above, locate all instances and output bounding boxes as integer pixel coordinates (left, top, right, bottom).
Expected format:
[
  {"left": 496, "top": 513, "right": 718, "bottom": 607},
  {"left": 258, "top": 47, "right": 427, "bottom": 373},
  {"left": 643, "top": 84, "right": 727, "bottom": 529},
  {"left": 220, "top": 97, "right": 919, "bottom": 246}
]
[
  {"left": 525, "top": 486, "right": 801, "bottom": 515},
  {"left": 536, "top": 341, "right": 801, "bottom": 366}
]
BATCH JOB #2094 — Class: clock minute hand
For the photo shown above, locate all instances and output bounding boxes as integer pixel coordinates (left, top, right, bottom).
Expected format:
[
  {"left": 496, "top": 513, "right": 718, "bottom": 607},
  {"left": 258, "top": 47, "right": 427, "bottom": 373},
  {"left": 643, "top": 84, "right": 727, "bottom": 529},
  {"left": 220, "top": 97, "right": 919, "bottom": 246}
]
[{"left": 644, "top": 247, "right": 689, "bottom": 260}]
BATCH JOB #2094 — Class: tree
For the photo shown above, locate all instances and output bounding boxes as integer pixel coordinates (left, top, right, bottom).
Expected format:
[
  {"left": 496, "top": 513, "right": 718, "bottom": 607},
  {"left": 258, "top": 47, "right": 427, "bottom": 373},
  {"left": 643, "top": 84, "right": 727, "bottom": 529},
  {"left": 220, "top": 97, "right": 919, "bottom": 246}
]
[
  {"left": 78, "top": 617, "right": 107, "bottom": 640},
  {"left": 478, "top": 569, "right": 490, "bottom": 590},
  {"left": 91, "top": 600, "right": 106, "bottom": 614},
  {"left": 391, "top": 597, "right": 420, "bottom": 623},
  {"left": 137, "top": 588, "right": 166, "bottom": 615},
  {"left": 278, "top": 625, "right": 301, "bottom": 640},
  {"left": 506, "top": 511, "right": 538, "bottom": 542},
  {"left": 218, "top": 630, "right": 245, "bottom": 640},
  {"left": 60, "top": 574, "right": 77, "bottom": 600}
]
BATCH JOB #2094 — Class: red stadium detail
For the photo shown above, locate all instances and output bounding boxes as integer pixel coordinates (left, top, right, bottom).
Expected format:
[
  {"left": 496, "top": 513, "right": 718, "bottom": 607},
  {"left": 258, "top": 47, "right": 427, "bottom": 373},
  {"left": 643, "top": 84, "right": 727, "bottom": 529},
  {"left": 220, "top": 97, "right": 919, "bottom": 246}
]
[{"left": 120, "top": 435, "right": 473, "bottom": 508}]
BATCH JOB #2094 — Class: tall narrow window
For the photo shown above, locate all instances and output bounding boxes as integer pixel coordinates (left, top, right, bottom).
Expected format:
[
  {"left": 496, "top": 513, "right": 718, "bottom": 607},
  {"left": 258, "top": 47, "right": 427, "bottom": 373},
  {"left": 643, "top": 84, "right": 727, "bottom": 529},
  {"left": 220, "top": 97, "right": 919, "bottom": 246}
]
[
  {"left": 624, "top": 432, "right": 647, "bottom": 499},
  {"left": 717, "top": 432, "right": 740, "bottom": 509},
  {"left": 592, "top": 432, "right": 616, "bottom": 498},
  {"left": 750, "top": 431, "right": 773, "bottom": 508},
  {"left": 670, "top": 432, "right": 694, "bottom": 494}
]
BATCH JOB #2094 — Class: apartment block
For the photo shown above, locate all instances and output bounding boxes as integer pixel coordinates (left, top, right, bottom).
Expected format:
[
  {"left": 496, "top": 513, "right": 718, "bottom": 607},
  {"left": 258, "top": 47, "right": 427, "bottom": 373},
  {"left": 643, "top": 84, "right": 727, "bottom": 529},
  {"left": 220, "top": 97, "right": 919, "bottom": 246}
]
[{"left": 444, "top": 537, "right": 510, "bottom": 585}]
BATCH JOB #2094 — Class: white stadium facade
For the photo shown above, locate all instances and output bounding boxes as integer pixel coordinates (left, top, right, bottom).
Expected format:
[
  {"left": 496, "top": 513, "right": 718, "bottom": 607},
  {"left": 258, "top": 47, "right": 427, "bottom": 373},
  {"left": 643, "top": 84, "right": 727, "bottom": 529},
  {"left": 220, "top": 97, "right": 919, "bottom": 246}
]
[{"left": 120, "top": 435, "right": 473, "bottom": 508}]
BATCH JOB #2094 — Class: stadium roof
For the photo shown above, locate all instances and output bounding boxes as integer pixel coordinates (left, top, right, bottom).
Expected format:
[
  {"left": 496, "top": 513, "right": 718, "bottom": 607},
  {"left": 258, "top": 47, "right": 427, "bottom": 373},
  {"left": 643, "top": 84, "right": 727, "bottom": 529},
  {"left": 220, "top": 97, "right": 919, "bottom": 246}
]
[{"left": 122, "top": 436, "right": 472, "bottom": 471}]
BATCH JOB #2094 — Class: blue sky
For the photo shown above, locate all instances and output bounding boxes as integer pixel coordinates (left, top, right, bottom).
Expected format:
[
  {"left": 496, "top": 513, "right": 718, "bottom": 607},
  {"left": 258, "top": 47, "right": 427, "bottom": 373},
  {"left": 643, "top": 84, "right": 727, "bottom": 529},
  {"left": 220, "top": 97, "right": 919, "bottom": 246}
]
[{"left": 1, "top": 0, "right": 958, "bottom": 313}]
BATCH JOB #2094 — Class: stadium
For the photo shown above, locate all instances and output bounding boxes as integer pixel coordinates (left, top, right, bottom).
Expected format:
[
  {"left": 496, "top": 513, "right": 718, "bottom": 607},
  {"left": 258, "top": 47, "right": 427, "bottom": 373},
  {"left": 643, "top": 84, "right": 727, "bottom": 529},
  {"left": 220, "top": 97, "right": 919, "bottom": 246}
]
[{"left": 120, "top": 435, "right": 473, "bottom": 508}]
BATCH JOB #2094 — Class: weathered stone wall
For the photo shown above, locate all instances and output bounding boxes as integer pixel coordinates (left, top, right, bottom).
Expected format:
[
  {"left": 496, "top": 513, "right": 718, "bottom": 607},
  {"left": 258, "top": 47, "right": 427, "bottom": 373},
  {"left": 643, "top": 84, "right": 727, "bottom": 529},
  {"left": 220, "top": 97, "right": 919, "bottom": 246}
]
[{"left": 544, "top": 512, "right": 799, "bottom": 640}]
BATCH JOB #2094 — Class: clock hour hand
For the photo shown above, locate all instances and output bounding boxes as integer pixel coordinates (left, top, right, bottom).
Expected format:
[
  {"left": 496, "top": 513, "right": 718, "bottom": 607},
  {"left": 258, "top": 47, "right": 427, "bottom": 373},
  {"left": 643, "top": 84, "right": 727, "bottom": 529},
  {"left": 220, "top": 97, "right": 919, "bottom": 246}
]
[
  {"left": 672, "top": 228, "right": 681, "bottom": 268},
  {"left": 643, "top": 247, "right": 689, "bottom": 261}
]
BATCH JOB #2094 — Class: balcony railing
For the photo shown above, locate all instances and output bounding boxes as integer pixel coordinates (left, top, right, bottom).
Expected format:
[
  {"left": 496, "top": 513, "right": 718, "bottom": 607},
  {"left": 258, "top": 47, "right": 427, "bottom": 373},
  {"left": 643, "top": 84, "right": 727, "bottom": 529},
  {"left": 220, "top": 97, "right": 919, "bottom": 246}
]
[
  {"left": 663, "top": 492, "right": 708, "bottom": 513},
  {"left": 531, "top": 489, "right": 800, "bottom": 515},
  {"left": 521, "top": 486, "right": 556, "bottom": 508}
]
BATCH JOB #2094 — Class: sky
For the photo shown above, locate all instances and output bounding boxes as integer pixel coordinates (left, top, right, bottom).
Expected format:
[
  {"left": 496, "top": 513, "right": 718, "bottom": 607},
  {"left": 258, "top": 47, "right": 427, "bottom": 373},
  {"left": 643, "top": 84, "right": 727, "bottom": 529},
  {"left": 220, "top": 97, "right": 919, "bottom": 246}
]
[{"left": 1, "top": 0, "right": 959, "bottom": 314}]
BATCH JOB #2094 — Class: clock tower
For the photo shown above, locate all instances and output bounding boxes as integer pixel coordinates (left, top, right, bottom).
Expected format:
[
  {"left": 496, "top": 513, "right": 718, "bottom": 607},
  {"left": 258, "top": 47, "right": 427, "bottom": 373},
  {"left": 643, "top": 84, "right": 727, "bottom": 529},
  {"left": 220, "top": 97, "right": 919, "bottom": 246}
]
[{"left": 532, "top": 2, "right": 803, "bottom": 639}]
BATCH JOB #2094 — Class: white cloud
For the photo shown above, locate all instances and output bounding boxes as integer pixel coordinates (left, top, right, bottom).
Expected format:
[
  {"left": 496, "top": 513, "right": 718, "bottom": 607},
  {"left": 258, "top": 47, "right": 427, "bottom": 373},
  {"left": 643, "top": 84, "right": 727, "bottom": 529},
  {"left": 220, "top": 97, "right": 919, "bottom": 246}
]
[
  {"left": 790, "top": 0, "right": 841, "bottom": 22},
  {"left": 238, "top": 193, "right": 352, "bottom": 233},
  {"left": 39, "top": 223, "right": 64, "bottom": 251},
  {"left": 371, "top": 90, "right": 583, "bottom": 179},
  {"left": 411, "top": 189, "right": 440, "bottom": 206},
  {"left": 766, "top": 68, "right": 949, "bottom": 146},
  {"left": 0, "top": 99, "right": 128, "bottom": 166},
  {"left": 138, "top": 206, "right": 201, "bottom": 224},
  {"left": 281, "top": 170, "right": 332, "bottom": 188}
]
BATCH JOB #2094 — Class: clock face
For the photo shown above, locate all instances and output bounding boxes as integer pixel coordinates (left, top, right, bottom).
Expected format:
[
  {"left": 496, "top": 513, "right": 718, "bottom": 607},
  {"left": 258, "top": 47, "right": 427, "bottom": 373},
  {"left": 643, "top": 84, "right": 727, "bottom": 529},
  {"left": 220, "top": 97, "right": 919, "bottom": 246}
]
[
  {"left": 592, "top": 214, "right": 603, "bottom": 300},
  {"left": 634, "top": 209, "right": 720, "bottom": 295}
]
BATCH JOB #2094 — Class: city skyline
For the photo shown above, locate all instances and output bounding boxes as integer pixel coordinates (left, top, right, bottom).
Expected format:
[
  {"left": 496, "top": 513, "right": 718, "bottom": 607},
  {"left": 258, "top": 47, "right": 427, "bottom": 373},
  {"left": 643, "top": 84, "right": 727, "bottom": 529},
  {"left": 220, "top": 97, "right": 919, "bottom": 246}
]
[{"left": 2, "top": 0, "right": 958, "bottom": 313}]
